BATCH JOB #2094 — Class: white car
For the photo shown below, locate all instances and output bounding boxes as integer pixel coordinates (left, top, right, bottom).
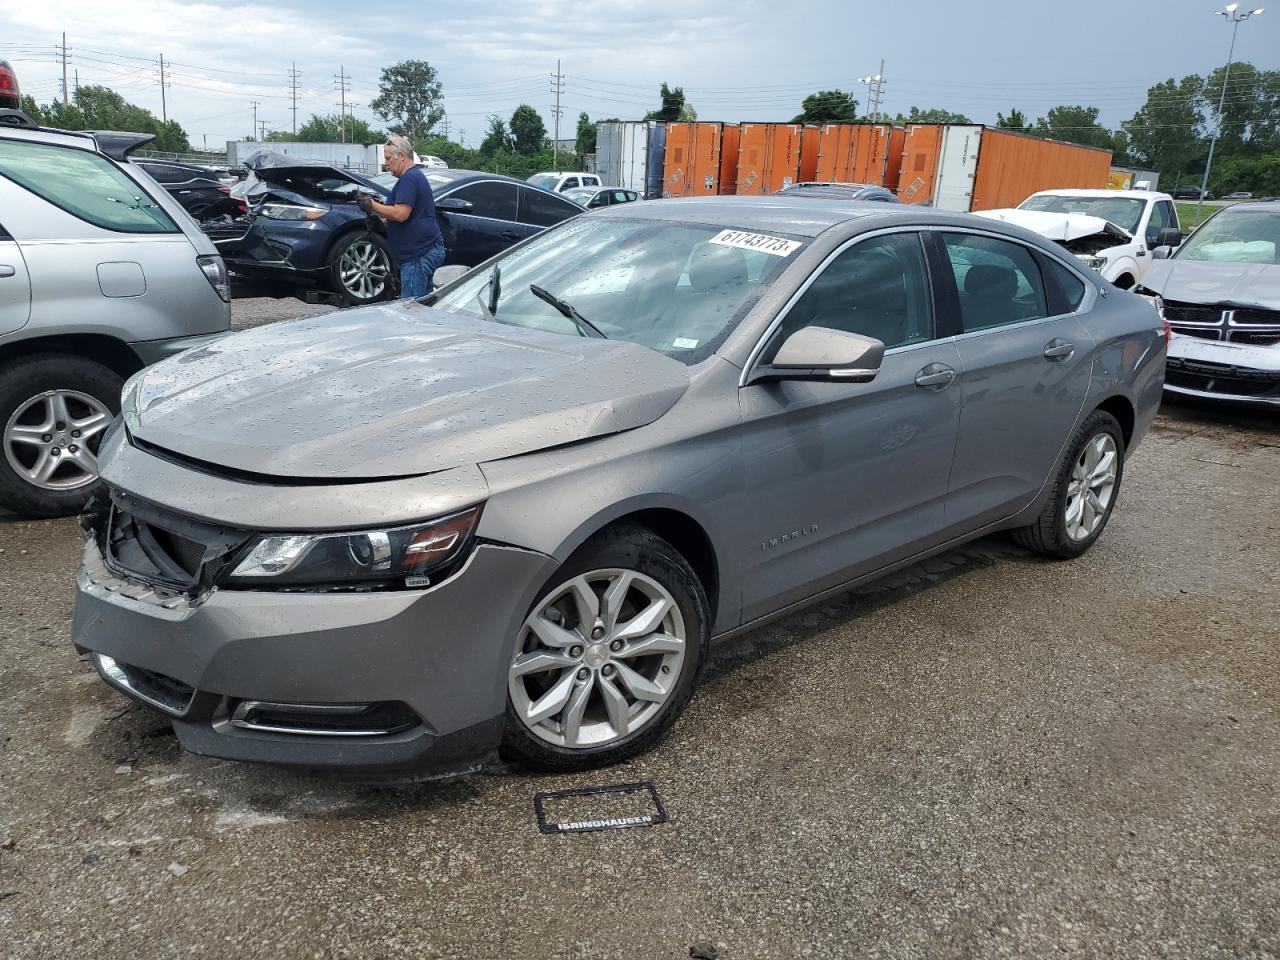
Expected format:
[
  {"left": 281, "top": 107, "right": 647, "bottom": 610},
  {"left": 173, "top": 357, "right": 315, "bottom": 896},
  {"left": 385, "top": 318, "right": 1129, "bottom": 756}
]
[
  {"left": 977, "top": 190, "right": 1181, "bottom": 290},
  {"left": 527, "top": 171, "right": 602, "bottom": 194},
  {"left": 413, "top": 154, "right": 448, "bottom": 169}
]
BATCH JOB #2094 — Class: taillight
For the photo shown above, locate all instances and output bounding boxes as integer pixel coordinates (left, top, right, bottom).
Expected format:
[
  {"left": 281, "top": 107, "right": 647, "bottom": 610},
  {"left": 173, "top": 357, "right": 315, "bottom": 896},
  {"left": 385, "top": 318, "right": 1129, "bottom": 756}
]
[
  {"left": 197, "top": 254, "right": 231, "bottom": 302},
  {"left": 217, "top": 184, "right": 230, "bottom": 194}
]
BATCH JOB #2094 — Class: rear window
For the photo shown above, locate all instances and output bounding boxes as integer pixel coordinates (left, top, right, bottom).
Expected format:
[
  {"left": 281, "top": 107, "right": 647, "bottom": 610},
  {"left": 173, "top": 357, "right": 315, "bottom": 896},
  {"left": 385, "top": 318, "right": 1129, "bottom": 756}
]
[
  {"left": 0, "top": 138, "right": 177, "bottom": 233},
  {"left": 518, "top": 186, "right": 580, "bottom": 227}
]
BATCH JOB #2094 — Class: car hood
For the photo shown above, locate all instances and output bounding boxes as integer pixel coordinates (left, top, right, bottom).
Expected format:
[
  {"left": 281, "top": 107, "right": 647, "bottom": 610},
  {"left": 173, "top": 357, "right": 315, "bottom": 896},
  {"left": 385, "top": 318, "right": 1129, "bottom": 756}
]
[
  {"left": 975, "top": 208, "right": 1131, "bottom": 243},
  {"left": 1141, "top": 258, "right": 1280, "bottom": 308},
  {"left": 124, "top": 305, "right": 691, "bottom": 481}
]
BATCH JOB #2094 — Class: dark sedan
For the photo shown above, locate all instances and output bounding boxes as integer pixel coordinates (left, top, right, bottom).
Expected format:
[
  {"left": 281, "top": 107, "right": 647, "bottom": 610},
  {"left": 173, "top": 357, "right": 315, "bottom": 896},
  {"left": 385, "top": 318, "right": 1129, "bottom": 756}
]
[
  {"left": 218, "top": 161, "right": 583, "bottom": 304},
  {"left": 134, "top": 159, "right": 245, "bottom": 221},
  {"left": 777, "top": 181, "right": 899, "bottom": 203}
]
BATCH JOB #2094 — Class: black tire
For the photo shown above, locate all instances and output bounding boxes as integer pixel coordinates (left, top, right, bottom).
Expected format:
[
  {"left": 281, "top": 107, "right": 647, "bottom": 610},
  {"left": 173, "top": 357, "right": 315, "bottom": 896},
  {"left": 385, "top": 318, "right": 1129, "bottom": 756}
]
[
  {"left": 1012, "top": 410, "right": 1126, "bottom": 559},
  {"left": 501, "top": 522, "right": 710, "bottom": 772},
  {"left": 326, "top": 230, "right": 394, "bottom": 306},
  {"left": 0, "top": 354, "right": 124, "bottom": 518}
]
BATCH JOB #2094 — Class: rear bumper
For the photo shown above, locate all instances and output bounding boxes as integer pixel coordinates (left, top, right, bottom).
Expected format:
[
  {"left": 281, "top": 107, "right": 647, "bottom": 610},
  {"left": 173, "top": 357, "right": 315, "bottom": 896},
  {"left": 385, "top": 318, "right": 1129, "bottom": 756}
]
[
  {"left": 72, "top": 537, "right": 556, "bottom": 774},
  {"left": 129, "top": 330, "right": 229, "bottom": 366}
]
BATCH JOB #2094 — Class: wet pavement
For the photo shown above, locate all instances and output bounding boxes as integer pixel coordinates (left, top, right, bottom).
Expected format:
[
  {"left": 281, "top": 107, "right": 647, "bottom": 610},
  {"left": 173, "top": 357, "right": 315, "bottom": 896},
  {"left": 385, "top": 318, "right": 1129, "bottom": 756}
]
[{"left": 1, "top": 302, "right": 1278, "bottom": 958}]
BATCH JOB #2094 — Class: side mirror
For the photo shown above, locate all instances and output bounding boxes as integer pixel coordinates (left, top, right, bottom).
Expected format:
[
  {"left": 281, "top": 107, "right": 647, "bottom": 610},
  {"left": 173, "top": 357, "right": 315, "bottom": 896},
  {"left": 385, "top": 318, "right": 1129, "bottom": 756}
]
[
  {"left": 432, "top": 264, "right": 470, "bottom": 290},
  {"left": 1156, "top": 227, "right": 1182, "bottom": 248},
  {"left": 746, "top": 326, "right": 885, "bottom": 386},
  {"left": 436, "top": 197, "right": 473, "bottom": 214},
  {"left": 1152, "top": 246, "right": 1173, "bottom": 260}
]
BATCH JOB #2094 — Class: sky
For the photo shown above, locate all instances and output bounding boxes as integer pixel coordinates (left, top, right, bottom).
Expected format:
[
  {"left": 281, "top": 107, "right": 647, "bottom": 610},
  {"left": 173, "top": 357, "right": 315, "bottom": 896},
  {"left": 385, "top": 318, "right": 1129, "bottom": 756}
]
[{"left": 3, "top": 0, "right": 1277, "bottom": 152}]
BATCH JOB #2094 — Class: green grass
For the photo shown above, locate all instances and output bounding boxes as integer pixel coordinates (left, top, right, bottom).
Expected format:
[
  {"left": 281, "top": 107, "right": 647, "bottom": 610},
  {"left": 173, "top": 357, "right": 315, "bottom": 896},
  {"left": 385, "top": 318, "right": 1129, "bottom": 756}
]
[{"left": 1176, "top": 201, "right": 1237, "bottom": 229}]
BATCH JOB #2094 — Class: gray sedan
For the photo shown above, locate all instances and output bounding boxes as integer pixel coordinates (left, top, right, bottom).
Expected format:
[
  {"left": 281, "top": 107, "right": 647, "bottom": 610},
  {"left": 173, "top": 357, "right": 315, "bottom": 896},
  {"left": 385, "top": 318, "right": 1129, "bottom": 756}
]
[{"left": 72, "top": 197, "right": 1165, "bottom": 777}]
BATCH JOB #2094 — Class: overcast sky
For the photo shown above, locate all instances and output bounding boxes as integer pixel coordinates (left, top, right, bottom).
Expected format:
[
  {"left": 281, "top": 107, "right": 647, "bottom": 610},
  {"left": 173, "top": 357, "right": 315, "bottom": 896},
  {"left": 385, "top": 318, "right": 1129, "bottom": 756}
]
[{"left": 3, "top": 0, "right": 1277, "bottom": 150}]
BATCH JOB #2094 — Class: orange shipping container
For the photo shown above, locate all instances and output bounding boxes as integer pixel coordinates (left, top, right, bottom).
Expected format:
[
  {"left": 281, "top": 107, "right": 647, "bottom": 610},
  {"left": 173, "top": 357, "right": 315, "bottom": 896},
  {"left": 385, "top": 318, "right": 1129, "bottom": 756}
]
[
  {"left": 814, "top": 124, "right": 893, "bottom": 185},
  {"left": 896, "top": 124, "right": 1111, "bottom": 211},
  {"left": 664, "top": 122, "right": 737, "bottom": 197},
  {"left": 717, "top": 124, "right": 740, "bottom": 195},
  {"left": 799, "top": 124, "right": 821, "bottom": 183},
  {"left": 736, "top": 123, "right": 805, "bottom": 194}
]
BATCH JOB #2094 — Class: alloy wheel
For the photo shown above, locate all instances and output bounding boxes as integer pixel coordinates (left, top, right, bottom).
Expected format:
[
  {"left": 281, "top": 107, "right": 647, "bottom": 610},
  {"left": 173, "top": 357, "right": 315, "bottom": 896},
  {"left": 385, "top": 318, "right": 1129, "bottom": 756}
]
[
  {"left": 1064, "top": 433, "right": 1118, "bottom": 542},
  {"left": 509, "top": 568, "right": 687, "bottom": 749},
  {"left": 338, "top": 239, "right": 390, "bottom": 301},
  {"left": 3, "top": 389, "right": 113, "bottom": 491}
]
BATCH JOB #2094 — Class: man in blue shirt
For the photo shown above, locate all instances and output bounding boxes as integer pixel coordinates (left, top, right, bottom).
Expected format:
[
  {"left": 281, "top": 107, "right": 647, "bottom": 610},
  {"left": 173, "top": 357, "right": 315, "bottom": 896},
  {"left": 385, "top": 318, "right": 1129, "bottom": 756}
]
[{"left": 357, "top": 134, "right": 446, "bottom": 299}]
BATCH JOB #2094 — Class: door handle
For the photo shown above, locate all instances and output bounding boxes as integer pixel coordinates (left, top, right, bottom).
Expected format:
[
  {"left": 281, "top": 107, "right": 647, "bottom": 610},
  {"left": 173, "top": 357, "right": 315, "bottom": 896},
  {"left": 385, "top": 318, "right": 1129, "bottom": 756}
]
[
  {"left": 0, "top": 265, "right": 15, "bottom": 279},
  {"left": 1044, "top": 339, "right": 1075, "bottom": 361},
  {"left": 914, "top": 363, "right": 956, "bottom": 389},
  {"left": 500, "top": 230, "right": 522, "bottom": 240}
]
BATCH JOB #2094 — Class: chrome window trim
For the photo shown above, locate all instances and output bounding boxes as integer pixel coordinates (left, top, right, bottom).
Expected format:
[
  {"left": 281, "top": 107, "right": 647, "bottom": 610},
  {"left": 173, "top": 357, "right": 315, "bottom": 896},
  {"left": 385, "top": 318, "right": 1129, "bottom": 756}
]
[{"left": 738, "top": 224, "right": 936, "bottom": 388}]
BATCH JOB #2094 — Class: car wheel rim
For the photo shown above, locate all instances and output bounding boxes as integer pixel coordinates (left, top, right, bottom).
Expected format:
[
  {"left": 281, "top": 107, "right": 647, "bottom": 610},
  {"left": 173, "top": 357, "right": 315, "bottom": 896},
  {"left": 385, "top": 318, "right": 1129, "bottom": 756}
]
[
  {"left": 3, "top": 389, "right": 113, "bottom": 492},
  {"left": 1064, "top": 433, "right": 1118, "bottom": 542},
  {"left": 339, "top": 240, "right": 389, "bottom": 301},
  {"left": 509, "top": 568, "right": 687, "bottom": 749}
]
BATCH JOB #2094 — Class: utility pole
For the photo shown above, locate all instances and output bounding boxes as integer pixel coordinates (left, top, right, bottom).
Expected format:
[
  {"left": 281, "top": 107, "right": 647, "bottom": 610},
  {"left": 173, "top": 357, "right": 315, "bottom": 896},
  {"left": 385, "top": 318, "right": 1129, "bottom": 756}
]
[
  {"left": 549, "top": 59, "right": 565, "bottom": 168},
  {"left": 258, "top": 118, "right": 270, "bottom": 141},
  {"left": 251, "top": 100, "right": 260, "bottom": 141},
  {"left": 441, "top": 111, "right": 450, "bottom": 140},
  {"left": 60, "top": 32, "right": 68, "bottom": 105},
  {"left": 334, "top": 67, "right": 351, "bottom": 143},
  {"left": 858, "top": 60, "right": 886, "bottom": 123},
  {"left": 288, "top": 62, "right": 301, "bottom": 135},
  {"left": 1198, "top": 3, "right": 1263, "bottom": 222},
  {"left": 158, "top": 53, "right": 168, "bottom": 124},
  {"left": 73, "top": 70, "right": 79, "bottom": 97}
]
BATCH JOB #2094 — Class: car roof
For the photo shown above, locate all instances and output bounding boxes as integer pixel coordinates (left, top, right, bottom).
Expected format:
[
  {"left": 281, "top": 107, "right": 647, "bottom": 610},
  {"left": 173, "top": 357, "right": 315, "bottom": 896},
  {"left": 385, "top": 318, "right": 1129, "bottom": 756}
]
[
  {"left": 590, "top": 194, "right": 1008, "bottom": 238},
  {"left": 423, "top": 168, "right": 533, "bottom": 187},
  {"left": 1031, "top": 188, "right": 1170, "bottom": 200},
  {"left": 1212, "top": 199, "right": 1280, "bottom": 213}
]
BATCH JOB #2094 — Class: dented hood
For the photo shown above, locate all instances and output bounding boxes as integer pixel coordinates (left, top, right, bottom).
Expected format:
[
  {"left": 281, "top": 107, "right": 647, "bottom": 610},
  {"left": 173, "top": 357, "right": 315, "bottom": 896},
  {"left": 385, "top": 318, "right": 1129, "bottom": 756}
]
[
  {"left": 976, "top": 208, "right": 1131, "bottom": 243},
  {"left": 1142, "top": 258, "right": 1280, "bottom": 310},
  {"left": 124, "top": 305, "right": 690, "bottom": 480}
]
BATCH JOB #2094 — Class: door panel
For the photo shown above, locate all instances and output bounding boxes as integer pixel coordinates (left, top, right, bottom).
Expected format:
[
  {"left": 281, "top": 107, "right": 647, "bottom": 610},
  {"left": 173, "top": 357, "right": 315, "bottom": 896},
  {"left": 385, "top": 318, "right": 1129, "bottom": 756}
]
[
  {"left": 738, "top": 341, "right": 963, "bottom": 623},
  {"left": 0, "top": 237, "right": 32, "bottom": 336},
  {"left": 437, "top": 181, "right": 521, "bottom": 267}
]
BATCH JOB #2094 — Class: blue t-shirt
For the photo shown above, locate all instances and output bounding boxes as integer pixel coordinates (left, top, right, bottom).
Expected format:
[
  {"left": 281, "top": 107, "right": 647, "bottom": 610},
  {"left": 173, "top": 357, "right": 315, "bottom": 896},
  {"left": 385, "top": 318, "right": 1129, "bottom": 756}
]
[{"left": 384, "top": 166, "right": 443, "bottom": 263}]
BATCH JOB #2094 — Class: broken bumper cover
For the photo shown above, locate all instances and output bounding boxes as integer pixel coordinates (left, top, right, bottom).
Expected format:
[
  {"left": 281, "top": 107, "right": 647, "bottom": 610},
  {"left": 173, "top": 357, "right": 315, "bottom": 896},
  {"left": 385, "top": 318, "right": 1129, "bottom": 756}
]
[
  {"left": 72, "top": 538, "right": 556, "bottom": 773},
  {"left": 1165, "top": 334, "right": 1280, "bottom": 406}
]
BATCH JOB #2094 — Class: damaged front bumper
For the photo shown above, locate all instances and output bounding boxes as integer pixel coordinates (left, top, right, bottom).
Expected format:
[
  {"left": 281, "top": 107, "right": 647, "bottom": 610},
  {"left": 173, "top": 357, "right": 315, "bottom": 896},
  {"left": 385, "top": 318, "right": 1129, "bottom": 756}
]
[{"left": 1165, "top": 333, "right": 1280, "bottom": 406}]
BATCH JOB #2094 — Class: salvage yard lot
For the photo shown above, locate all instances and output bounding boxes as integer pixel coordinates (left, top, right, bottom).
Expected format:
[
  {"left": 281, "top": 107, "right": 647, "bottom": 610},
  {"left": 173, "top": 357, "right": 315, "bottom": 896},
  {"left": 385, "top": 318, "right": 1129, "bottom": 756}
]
[{"left": 1, "top": 301, "right": 1278, "bottom": 959}]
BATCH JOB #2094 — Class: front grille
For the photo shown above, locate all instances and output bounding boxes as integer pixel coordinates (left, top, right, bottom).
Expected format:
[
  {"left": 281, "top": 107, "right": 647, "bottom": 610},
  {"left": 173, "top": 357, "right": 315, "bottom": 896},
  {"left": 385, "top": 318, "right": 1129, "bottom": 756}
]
[
  {"left": 1164, "top": 301, "right": 1225, "bottom": 326},
  {"left": 99, "top": 491, "right": 249, "bottom": 592},
  {"left": 1170, "top": 325, "right": 1221, "bottom": 341},
  {"left": 1166, "top": 357, "right": 1280, "bottom": 398},
  {"left": 1231, "top": 330, "right": 1280, "bottom": 346},
  {"left": 1233, "top": 307, "right": 1280, "bottom": 326}
]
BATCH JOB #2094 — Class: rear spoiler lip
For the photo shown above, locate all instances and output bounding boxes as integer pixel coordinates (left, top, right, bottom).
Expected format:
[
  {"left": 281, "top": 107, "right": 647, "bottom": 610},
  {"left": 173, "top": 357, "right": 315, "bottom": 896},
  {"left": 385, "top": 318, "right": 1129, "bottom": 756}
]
[{"left": 87, "top": 130, "right": 156, "bottom": 161}]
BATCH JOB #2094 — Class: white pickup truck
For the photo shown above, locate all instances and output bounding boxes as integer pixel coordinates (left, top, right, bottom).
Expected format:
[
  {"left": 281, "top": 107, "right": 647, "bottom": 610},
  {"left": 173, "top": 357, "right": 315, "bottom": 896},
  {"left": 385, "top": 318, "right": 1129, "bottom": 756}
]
[{"left": 976, "top": 189, "right": 1182, "bottom": 289}]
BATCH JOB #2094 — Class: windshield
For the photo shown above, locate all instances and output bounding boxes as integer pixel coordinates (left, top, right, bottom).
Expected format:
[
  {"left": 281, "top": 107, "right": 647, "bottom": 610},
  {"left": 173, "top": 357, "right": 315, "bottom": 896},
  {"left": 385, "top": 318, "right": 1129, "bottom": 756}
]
[
  {"left": 527, "top": 174, "right": 559, "bottom": 190},
  {"left": 564, "top": 188, "right": 595, "bottom": 204},
  {"left": 1019, "top": 195, "right": 1144, "bottom": 235},
  {"left": 433, "top": 217, "right": 806, "bottom": 364},
  {"left": 1177, "top": 209, "right": 1280, "bottom": 264}
]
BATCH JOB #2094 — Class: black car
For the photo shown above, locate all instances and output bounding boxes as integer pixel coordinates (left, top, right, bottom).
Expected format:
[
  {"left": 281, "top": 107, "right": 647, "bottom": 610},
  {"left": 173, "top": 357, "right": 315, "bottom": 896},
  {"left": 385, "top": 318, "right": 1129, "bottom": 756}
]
[
  {"left": 1170, "top": 185, "right": 1211, "bottom": 201},
  {"left": 217, "top": 159, "right": 583, "bottom": 305},
  {"left": 777, "top": 181, "right": 900, "bottom": 202},
  {"left": 134, "top": 159, "right": 245, "bottom": 220}
]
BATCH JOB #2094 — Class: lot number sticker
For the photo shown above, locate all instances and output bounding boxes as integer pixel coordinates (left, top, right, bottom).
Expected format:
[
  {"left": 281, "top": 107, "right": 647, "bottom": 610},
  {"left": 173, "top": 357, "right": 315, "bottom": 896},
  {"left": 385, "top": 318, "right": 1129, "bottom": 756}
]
[{"left": 709, "top": 229, "right": 801, "bottom": 257}]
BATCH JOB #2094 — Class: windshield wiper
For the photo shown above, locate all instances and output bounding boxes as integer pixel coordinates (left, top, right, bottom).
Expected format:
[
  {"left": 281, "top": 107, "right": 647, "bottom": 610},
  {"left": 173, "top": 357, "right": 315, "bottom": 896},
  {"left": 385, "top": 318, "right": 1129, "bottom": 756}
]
[
  {"left": 529, "top": 284, "right": 607, "bottom": 338},
  {"left": 474, "top": 265, "right": 502, "bottom": 321}
]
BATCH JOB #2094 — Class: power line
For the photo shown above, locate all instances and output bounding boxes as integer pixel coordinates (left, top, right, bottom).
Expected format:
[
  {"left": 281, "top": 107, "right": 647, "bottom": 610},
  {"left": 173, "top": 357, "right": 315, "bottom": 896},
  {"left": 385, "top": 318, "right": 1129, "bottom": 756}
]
[{"left": 288, "top": 62, "right": 301, "bottom": 135}]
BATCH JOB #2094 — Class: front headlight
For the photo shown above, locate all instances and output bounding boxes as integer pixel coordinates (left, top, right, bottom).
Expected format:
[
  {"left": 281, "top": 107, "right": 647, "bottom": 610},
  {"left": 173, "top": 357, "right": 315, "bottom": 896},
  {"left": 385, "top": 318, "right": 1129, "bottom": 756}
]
[
  {"left": 226, "top": 507, "right": 481, "bottom": 590},
  {"left": 1080, "top": 255, "right": 1107, "bottom": 271},
  {"left": 258, "top": 202, "right": 327, "bottom": 221}
]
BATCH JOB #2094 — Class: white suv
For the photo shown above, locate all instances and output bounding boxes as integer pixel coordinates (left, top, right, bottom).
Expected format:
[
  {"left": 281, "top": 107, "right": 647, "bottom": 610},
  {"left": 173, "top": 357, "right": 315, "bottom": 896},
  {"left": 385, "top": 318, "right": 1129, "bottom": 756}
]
[
  {"left": 0, "top": 108, "right": 230, "bottom": 516},
  {"left": 527, "top": 171, "right": 602, "bottom": 194},
  {"left": 978, "top": 190, "right": 1181, "bottom": 289}
]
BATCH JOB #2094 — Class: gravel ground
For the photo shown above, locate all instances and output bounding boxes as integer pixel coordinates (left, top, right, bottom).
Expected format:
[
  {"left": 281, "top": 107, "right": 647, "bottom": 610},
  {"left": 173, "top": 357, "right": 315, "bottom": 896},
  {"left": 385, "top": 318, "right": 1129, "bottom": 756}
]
[{"left": 1, "top": 298, "right": 1277, "bottom": 959}]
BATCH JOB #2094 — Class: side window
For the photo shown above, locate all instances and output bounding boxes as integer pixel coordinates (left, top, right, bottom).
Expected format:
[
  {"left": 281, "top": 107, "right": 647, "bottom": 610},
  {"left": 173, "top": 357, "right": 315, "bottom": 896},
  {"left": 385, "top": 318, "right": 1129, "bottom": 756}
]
[
  {"left": 560, "top": 177, "right": 580, "bottom": 191},
  {"left": 449, "top": 181, "right": 517, "bottom": 221},
  {"left": 1145, "top": 201, "right": 1169, "bottom": 245},
  {"left": 518, "top": 187, "right": 580, "bottom": 227},
  {"left": 0, "top": 139, "right": 177, "bottom": 233},
  {"left": 613, "top": 190, "right": 630, "bottom": 204},
  {"left": 767, "top": 232, "right": 934, "bottom": 356},
  {"left": 584, "top": 176, "right": 601, "bottom": 187},
  {"left": 590, "top": 192, "right": 609, "bottom": 207},
  {"left": 1042, "top": 256, "right": 1087, "bottom": 313},
  {"left": 941, "top": 233, "right": 1048, "bottom": 332},
  {"left": 1162, "top": 200, "right": 1179, "bottom": 232}
]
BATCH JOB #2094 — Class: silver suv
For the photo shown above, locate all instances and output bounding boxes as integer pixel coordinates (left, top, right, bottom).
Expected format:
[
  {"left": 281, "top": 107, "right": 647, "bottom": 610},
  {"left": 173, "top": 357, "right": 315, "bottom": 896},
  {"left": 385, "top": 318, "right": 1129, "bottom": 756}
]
[{"left": 0, "top": 109, "right": 230, "bottom": 517}]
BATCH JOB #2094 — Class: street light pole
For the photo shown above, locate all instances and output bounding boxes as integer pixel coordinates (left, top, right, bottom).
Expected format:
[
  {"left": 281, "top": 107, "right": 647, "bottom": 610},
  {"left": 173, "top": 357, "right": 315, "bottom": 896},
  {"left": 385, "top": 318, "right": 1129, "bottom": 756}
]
[{"left": 1197, "top": 3, "right": 1263, "bottom": 222}]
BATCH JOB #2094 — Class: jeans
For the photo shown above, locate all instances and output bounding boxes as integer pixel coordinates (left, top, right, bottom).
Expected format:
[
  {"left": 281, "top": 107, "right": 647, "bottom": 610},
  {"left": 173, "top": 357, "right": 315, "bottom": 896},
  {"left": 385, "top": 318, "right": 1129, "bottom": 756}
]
[{"left": 398, "top": 241, "right": 447, "bottom": 299}]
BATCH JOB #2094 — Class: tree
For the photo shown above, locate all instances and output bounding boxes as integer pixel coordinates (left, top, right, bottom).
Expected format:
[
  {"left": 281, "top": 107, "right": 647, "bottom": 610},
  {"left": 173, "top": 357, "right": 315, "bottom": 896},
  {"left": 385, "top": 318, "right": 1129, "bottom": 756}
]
[
  {"left": 1122, "top": 76, "right": 1206, "bottom": 176},
  {"left": 575, "top": 112, "right": 597, "bottom": 156},
  {"left": 1031, "top": 105, "right": 1115, "bottom": 151},
  {"left": 289, "top": 113, "right": 384, "bottom": 143},
  {"left": 890, "top": 106, "right": 972, "bottom": 124},
  {"left": 369, "top": 59, "right": 444, "bottom": 142},
  {"left": 996, "top": 108, "right": 1027, "bottom": 130},
  {"left": 20, "top": 95, "right": 44, "bottom": 123},
  {"left": 29, "top": 85, "right": 189, "bottom": 151},
  {"left": 645, "top": 83, "right": 695, "bottom": 122},
  {"left": 1201, "top": 62, "right": 1280, "bottom": 155},
  {"left": 792, "top": 90, "right": 858, "bottom": 124},
  {"left": 509, "top": 104, "right": 546, "bottom": 155},
  {"left": 479, "top": 114, "right": 512, "bottom": 156}
]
